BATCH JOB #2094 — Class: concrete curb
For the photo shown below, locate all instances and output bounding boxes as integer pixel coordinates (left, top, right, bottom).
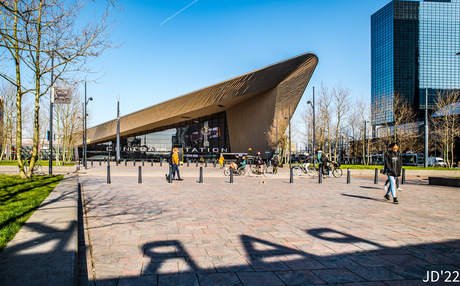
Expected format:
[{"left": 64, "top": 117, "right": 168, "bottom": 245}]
[{"left": 0, "top": 174, "right": 79, "bottom": 286}]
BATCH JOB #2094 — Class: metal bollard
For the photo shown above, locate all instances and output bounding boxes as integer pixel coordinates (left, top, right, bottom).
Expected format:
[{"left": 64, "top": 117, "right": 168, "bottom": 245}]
[
  {"left": 205, "top": 162, "right": 207, "bottom": 168},
  {"left": 138, "top": 166, "right": 142, "bottom": 184},
  {"left": 199, "top": 166, "right": 203, "bottom": 183},
  {"left": 187, "top": 161, "right": 190, "bottom": 167},
  {"left": 116, "top": 158, "right": 118, "bottom": 166},
  {"left": 214, "top": 161, "right": 216, "bottom": 168},
  {"left": 151, "top": 160, "right": 153, "bottom": 167},
  {"left": 107, "top": 165, "right": 111, "bottom": 184},
  {"left": 347, "top": 168, "right": 351, "bottom": 184},
  {"left": 290, "top": 167, "right": 294, "bottom": 183},
  {"left": 230, "top": 167, "right": 234, "bottom": 183},
  {"left": 318, "top": 165, "right": 323, "bottom": 184},
  {"left": 133, "top": 160, "right": 136, "bottom": 166},
  {"left": 168, "top": 165, "right": 173, "bottom": 184},
  {"left": 99, "top": 160, "right": 101, "bottom": 166},
  {"left": 142, "top": 160, "right": 145, "bottom": 166},
  {"left": 160, "top": 160, "right": 163, "bottom": 167},
  {"left": 91, "top": 160, "right": 93, "bottom": 167},
  {"left": 374, "top": 168, "right": 378, "bottom": 184},
  {"left": 402, "top": 168, "right": 406, "bottom": 185},
  {"left": 124, "top": 159, "right": 127, "bottom": 166},
  {"left": 196, "top": 161, "right": 198, "bottom": 167},
  {"left": 107, "top": 158, "right": 110, "bottom": 166}
]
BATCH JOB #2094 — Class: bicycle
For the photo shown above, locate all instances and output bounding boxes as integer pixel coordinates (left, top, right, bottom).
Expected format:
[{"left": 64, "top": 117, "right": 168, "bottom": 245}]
[
  {"left": 247, "top": 163, "right": 274, "bottom": 178},
  {"left": 317, "top": 162, "right": 342, "bottom": 178},
  {"left": 18, "top": 162, "right": 43, "bottom": 175},
  {"left": 292, "top": 162, "right": 317, "bottom": 176},
  {"left": 224, "top": 165, "right": 246, "bottom": 177}
]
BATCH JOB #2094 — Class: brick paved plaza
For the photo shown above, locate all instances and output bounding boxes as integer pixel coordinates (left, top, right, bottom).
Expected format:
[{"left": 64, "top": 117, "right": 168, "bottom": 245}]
[{"left": 79, "top": 165, "right": 460, "bottom": 285}]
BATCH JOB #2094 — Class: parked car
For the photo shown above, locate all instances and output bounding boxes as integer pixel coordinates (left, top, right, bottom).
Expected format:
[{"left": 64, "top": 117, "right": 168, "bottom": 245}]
[{"left": 427, "top": 157, "right": 447, "bottom": 167}]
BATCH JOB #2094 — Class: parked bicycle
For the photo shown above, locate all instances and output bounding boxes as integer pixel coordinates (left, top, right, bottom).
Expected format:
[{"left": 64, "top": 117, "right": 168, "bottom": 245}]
[
  {"left": 18, "top": 162, "right": 43, "bottom": 175},
  {"left": 292, "top": 162, "right": 317, "bottom": 176}
]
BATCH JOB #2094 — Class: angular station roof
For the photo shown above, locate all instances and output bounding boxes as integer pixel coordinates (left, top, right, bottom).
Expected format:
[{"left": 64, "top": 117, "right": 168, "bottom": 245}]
[{"left": 84, "top": 53, "right": 318, "bottom": 145}]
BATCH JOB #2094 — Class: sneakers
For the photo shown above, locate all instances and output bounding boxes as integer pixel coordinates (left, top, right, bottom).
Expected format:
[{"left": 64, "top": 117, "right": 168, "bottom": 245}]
[
  {"left": 393, "top": 197, "right": 399, "bottom": 204},
  {"left": 397, "top": 188, "right": 403, "bottom": 191},
  {"left": 384, "top": 194, "right": 391, "bottom": 201},
  {"left": 176, "top": 178, "right": 184, "bottom": 181},
  {"left": 384, "top": 185, "right": 388, "bottom": 191}
]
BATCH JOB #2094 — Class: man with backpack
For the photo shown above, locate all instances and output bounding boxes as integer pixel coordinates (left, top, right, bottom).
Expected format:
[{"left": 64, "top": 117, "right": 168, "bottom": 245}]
[{"left": 384, "top": 143, "right": 402, "bottom": 204}]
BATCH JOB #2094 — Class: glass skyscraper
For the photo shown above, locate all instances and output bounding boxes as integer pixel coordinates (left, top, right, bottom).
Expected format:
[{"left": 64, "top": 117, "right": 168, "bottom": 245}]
[{"left": 371, "top": 0, "right": 460, "bottom": 126}]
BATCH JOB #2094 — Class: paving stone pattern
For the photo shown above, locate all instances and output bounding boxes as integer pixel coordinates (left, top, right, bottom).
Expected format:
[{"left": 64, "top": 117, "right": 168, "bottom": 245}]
[{"left": 79, "top": 166, "right": 460, "bottom": 285}]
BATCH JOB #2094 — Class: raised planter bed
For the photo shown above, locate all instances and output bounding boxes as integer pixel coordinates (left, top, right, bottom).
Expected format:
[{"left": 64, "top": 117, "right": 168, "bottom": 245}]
[{"left": 429, "top": 177, "right": 460, "bottom": 187}]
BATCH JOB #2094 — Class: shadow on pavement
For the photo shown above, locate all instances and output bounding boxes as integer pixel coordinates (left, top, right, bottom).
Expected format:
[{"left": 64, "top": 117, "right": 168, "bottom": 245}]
[
  {"left": 92, "top": 228, "right": 460, "bottom": 285},
  {"left": 341, "top": 193, "right": 385, "bottom": 202}
]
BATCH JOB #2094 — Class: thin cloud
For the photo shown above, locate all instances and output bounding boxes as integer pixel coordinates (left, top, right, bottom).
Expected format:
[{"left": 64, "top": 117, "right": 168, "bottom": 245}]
[{"left": 160, "top": 0, "right": 198, "bottom": 26}]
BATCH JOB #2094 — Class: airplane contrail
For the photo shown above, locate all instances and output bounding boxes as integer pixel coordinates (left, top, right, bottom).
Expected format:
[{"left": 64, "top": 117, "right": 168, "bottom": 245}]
[{"left": 160, "top": 0, "right": 198, "bottom": 26}]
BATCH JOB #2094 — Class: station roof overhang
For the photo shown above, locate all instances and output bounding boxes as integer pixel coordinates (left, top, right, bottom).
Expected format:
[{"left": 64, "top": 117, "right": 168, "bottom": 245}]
[{"left": 82, "top": 52, "right": 318, "bottom": 146}]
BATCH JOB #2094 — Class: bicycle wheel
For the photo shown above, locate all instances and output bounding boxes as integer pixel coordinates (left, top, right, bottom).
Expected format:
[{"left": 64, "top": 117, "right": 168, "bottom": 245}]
[
  {"left": 306, "top": 166, "right": 317, "bottom": 176},
  {"left": 292, "top": 167, "right": 302, "bottom": 176},
  {"left": 238, "top": 168, "right": 246, "bottom": 176},
  {"left": 247, "top": 166, "right": 256, "bottom": 177},
  {"left": 333, "top": 168, "right": 343, "bottom": 178},
  {"left": 33, "top": 164, "right": 42, "bottom": 174},
  {"left": 224, "top": 168, "right": 230, "bottom": 176},
  {"left": 263, "top": 165, "right": 274, "bottom": 178}
]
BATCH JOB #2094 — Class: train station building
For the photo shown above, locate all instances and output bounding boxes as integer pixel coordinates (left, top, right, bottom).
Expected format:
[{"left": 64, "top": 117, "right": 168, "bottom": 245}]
[{"left": 82, "top": 53, "right": 318, "bottom": 161}]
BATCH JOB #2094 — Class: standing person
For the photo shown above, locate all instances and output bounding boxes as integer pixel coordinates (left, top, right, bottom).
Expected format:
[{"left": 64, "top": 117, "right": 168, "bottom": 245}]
[
  {"left": 219, "top": 154, "right": 224, "bottom": 169},
  {"left": 384, "top": 143, "right": 402, "bottom": 204},
  {"left": 273, "top": 156, "right": 280, "bottom": 174},
  {"left": 171, "top": 147, "right": 183, "bottom": 181}
]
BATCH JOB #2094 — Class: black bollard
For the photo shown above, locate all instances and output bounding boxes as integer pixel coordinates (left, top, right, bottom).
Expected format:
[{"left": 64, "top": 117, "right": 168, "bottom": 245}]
[
  {"left": 290, "top": 167, "right": 294, "bottom": 183},
  {"left": 347, "top": 168, "right": 351, "bottom": 184},
  {"left": 196, "top": 161, "right": 198, "bottom": 167},
  {"left": 91, "top": 160, "right": 93, "bottom": 167},
  {"left": 205, "top": 162, "right": 207, "bottom": 168},
  {"left": 374, "top": 168, "right": 378, "bottom": 184},
  {"left": 230, "top": 167, "right": 234, "bottom": 183},
  {"left": 187, "top": 161, "right": 189, "bottom": 167},
  {"left": 318, "top": 165, "right": 323, "bottom": 184},
  {"left": 116, "top": 159, "right": 118, "bottom": 166},
  {"left": 138, "top": 166, "right": 142, "bottom": 184},
  {"left": 107, "top": 165, "right": 111, "bottom": 184},
  {"left": 124, "top": 159, "right": 127, "bottom": 166},
  {"left": 402, "top": 168, "right": 406, "bottom": 185},
  {"left": 214, "top": 161, "right": 216, "bottom": 168},
  {"left": 151, "top": 160, "right": 153, "bottom": 167},
  {"left": 160, "top": 160, "right": 163, "bottom": 167},
  {"left": 142, "top": 160, "right": 145, "bottom": 166},
  {"left": 168, "top": 165, "right": 173, "bottom": 184},
  {"left": 199, "top": 166, "right": 203, "bottom": 183},
  {"left": 99, "top": 160, "right": 101, "bottom": 166},
  {"left": 107, "top": 158, "right": 110, "bottom": 166},
  {"left": 133, "top": 160, "right": 136, "bottom": 166}
]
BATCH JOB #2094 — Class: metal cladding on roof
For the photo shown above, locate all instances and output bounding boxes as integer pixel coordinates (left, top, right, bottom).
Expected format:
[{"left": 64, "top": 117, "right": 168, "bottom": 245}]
[{"left": 84, "top": 53, "right": 318, "bottom": 153}]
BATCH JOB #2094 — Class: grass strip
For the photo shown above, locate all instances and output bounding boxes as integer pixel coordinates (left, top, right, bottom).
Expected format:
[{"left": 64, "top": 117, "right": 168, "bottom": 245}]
[{"left": 0, "top": 175, "right": 63, "bottom": 251}]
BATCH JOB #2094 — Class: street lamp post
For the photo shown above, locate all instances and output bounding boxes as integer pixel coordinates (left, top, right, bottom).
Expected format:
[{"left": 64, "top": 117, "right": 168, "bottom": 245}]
[
  {"left": 84, "top": 82, "right": 93, "bottom": 169},
  {"left": 306, "top": 86, "right": 315, "bottom": 165},
  {"left": 49, "top": 56, "right": 54, "bottom": 175},
  {"left": 288, "top": 106, "right": 292, "bottom": 183},
  {"left": 364, "top": 120, "right": 369, "bottom": 165},
  {"left": 424, "top": 88, "right": 429, "bottom": 168}
]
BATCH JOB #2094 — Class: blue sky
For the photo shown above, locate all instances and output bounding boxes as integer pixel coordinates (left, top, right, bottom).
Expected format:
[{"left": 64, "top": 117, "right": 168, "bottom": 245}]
[{"left": 83, "top": 0, "right": 390, "bottom": 127}]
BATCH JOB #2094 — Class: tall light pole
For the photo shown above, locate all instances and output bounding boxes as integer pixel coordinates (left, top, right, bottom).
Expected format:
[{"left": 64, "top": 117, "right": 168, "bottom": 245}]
[
  {"left": 424, "top": 88, "right": 429, "bottom": 168},
  {"left": 49, "top": 55, "right": 54, "bottom": 175},
  {"left": 364, "top": 120, "right": 369, "bottom": 165},
  {"left": 285, "top": 106, "right": 292, "bottom": 183},
  {"left": 306, "top": 87, "right": 316, "bottom": 165},
  {"left": 84, "top": 82, "right": 93, "bottom": 169},
  {"left": 116, "top": 95, "right": 120, "bottom": 164}
]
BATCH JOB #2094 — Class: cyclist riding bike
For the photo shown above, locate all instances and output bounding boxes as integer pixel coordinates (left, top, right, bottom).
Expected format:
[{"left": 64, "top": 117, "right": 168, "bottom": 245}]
[{"left": 253, "top": 152, "right": 264, "bottom": 174}]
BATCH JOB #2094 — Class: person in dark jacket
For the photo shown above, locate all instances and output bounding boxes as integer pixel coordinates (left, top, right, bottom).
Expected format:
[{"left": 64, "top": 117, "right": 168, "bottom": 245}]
[
  {"left": 384, "top": 143, "right": 402, "bottom": 204},
  {"left": 273, "top": 156, "right": 280, "bottom": 174}
]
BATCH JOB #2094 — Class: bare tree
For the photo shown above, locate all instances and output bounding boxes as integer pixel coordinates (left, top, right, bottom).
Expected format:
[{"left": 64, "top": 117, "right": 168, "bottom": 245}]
[
  {"left": 432, "top": 91, "right": 460, "bottom": 168},
  {"left": 331, "top": 84, "right": 351, "bottom": 161},
  {"left": 1, "top": 0, "right": 118, "bottom": 178},
  {"left": 0, "top": 82, "right": 16, "bottom": 161}
]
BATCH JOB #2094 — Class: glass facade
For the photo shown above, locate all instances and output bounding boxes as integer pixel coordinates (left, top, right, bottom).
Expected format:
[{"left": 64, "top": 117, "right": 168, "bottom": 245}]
[
  {"left": 371, "top": 0, "right": 460, "bottom": 126},
  {"left": 86, "top": 111, "right": 231, "bottom": 161}
]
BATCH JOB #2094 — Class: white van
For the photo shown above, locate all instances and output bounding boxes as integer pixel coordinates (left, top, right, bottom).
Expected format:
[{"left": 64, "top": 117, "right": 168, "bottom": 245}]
[{"left": 427, "top": 157, "right": 447, "bottom": 167}]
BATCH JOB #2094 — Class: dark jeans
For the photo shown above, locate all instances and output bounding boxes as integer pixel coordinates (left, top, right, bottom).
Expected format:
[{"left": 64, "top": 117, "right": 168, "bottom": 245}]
[{"left": 172, "top": 163, "right": 181, "bottom": 179}]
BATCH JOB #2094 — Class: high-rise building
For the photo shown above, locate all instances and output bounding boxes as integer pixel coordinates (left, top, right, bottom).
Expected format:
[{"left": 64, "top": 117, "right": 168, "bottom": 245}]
[{"left": 371, "top": 0, "right": 460, "bottom": 126}]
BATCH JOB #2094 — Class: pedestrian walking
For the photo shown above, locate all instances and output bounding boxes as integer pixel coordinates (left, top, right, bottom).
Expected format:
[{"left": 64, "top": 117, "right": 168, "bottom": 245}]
[
  {"left": 273, "top": 156, "right": 279, "bottom": 174},
  {"left": 165, "top": 149, "right": 174, "bottom": 181},
  {"left": 219, "top": 154, "right": 224, "bottom": 169},
  {"left": 172, "top": 147, "right": 183, "bottom": 181},
  {"left": 384, "top": 143, "right": 402, "bottom": 204}
]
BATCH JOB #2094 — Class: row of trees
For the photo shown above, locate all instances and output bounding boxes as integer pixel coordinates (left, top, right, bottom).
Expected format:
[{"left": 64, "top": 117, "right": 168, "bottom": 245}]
[{"left": 0, "top": 0, "right": 117, "bottom": 178}]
